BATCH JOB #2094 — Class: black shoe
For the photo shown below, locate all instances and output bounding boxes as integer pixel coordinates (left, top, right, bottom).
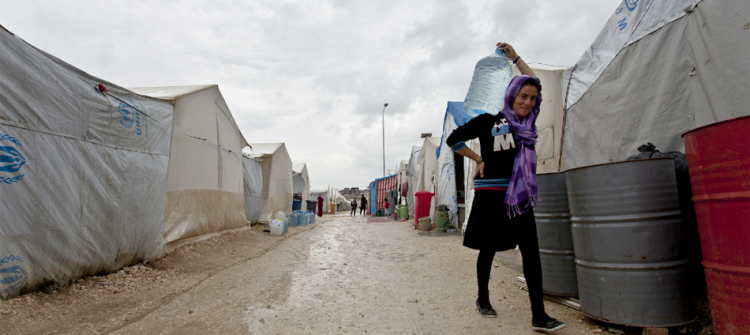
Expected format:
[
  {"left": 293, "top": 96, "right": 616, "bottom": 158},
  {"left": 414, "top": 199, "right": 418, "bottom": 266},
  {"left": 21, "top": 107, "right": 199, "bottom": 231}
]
[
  {"left": 475, "top": 300, "right": 497, "bottom": 318},
  {"left": 532, "top": 317, "right": 566, "bottom": 333}
]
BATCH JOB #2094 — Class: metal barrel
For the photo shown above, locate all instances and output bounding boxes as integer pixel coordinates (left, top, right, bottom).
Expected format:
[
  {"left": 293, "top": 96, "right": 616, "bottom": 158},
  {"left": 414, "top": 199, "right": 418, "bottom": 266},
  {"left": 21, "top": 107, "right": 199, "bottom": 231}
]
[
  {"left": 683, "top": 116, "right": 750, "bottom": 335},
  {"left": 566, "top": 158, "right": 696, "bottom": 327},
  {"left": 534, "top": 172, "right": 578, "bottom": 297}
]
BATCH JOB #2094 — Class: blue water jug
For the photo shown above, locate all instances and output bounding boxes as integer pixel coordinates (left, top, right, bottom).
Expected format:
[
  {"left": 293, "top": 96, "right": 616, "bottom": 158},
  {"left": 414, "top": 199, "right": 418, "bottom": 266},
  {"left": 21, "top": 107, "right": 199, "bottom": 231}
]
[
  {"left": 289, "top": 214, "right": 297, "bottom": 228},
  {"left": 299, "top": 212, "right": 309, "bottom": 226},
  {"left": 463, "top": 48, "right": 513, "bottom": 117}
]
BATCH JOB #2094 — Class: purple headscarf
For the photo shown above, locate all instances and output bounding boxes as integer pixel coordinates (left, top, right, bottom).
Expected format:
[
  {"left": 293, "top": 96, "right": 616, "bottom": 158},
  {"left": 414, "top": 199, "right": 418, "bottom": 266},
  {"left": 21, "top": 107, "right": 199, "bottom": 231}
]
[{"left": 501, "top": 75, "right": 541, "bottom": 217}]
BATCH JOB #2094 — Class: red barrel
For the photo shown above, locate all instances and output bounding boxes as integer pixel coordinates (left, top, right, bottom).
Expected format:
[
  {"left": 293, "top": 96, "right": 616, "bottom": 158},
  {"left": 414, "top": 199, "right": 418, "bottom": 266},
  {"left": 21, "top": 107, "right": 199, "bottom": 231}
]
[
  {"left": 683, "top": 116, "right": 750, "bottom": 335},
  {"left": 414, "top": 191, "right": 434, "bottom": 220}
]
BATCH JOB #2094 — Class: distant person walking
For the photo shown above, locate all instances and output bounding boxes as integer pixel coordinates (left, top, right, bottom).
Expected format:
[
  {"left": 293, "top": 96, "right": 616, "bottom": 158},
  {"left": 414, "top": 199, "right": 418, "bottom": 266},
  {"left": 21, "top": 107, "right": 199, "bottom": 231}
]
[
  {"left": 350, "top": 199, "right": 358, "bottom": 216},
  {"left": 317, "top": 193, "right": 324, "bottom": 217},
  {"left": 360, "top": 195, "right": 368, "bottom": 215}
]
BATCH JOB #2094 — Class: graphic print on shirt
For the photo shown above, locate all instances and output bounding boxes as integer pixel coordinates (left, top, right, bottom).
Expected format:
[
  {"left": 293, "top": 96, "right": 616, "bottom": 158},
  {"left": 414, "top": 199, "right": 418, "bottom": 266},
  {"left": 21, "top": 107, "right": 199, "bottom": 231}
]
[{"left": 493, "top": 118, "right": 516, "bottom": 152}]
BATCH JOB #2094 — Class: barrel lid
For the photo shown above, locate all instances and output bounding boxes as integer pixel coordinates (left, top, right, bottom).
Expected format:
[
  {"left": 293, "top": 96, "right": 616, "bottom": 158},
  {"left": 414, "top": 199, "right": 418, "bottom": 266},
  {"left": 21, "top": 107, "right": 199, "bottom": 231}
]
[
  {"left": 563, "top": 157, "right": 675, "bottom": 174},
  {"left": 681, "top": 115, "right": 750, "bottom": 138}
]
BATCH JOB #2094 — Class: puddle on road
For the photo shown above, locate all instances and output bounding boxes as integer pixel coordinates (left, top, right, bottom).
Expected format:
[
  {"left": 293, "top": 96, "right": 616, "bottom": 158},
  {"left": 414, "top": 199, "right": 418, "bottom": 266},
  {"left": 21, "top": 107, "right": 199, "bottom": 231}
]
[{"left": 244, "top": 221, "right": 356, "bottom": 333}]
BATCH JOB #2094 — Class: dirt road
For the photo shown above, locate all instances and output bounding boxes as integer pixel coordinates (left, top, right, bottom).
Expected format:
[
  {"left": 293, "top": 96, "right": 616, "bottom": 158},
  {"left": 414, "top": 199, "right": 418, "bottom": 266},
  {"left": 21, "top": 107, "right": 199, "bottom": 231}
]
[{"left": 0, "top": 213, "right": 634, "bottom": 334}]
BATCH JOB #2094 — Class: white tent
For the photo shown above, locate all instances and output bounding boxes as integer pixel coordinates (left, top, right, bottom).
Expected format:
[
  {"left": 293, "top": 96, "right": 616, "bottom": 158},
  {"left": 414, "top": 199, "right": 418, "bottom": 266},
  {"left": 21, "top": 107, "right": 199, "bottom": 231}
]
[
  {"left": 130, "top": 85, "right": 248, "bottom": 244},
  {"left": 0, "top": 27, "right": 172, "bottom": 298},
  {"left": 397, "top": 159, "right": 409, "bottom": 205},
  {"left": 292, "top": 163, "right": 310, "bottom": 211},
  {"left": 561, "top": 0, "right": 748, "bottom": 170},
  {"left": 417, "top": 137, "right": 440, "bottom": 193},
  {"left": 242, "top": 155, "right": 263, "bottom": 223},
  {"left": 243, "top": 143, "right": 293, "bottom": 222},
  {"left": 406, "top": 146, "right": 421, "bottom": 218},
  {"left": 416, "top": 137, "right": 440, "bottom": 222}
]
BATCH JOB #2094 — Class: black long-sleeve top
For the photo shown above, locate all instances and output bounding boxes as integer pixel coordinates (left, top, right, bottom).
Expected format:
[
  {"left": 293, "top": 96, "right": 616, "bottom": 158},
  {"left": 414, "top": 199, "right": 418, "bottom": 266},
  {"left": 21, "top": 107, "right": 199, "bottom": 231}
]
[{"left": 446, "top": 113, "right": 519, "bottom": 187}]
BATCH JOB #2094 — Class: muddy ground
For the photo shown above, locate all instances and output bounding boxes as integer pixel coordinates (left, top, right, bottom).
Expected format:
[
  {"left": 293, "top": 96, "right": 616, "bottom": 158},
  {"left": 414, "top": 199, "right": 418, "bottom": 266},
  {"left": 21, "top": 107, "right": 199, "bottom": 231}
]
[{"left": 0, "top": 213, "right": 712, "bottom": 334}]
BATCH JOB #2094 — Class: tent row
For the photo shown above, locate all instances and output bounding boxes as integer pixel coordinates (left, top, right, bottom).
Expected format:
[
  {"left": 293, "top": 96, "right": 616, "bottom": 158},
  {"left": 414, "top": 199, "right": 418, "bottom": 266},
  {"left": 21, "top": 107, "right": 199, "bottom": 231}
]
[{"left": 0, "top": 27, "right": 311, "bottom": 299}]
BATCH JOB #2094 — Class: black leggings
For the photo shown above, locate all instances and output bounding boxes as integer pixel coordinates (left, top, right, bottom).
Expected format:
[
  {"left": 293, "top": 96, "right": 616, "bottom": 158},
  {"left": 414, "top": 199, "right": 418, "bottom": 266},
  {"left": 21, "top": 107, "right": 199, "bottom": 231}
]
[
  {"left": 351, "top": 207, "right": 356, "bottom": 215},
  {"left": 360, "top": 207, "right": 366, "bottom": 215},
  {"left": 476, "top": 231, "right": 547, "bottom": 322}
]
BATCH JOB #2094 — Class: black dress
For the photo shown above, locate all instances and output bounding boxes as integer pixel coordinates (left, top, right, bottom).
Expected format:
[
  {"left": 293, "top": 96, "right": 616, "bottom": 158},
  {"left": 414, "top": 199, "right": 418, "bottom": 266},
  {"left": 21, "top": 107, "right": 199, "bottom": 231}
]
[{"left": 446, "top": 112, "right": 537, "bottom": 251}]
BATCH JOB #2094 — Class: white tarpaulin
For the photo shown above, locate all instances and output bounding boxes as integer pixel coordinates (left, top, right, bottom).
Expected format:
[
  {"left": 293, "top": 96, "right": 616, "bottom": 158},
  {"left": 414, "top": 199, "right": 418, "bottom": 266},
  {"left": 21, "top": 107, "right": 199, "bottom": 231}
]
[
  {"left": 293, "top": 163, "right": 310, "bottom": 211},
  {"left": 561, "top": 0, "right": 748, "bottom": 169},
  {"left": 244, "top": 143, "right": 293, "bottom": 222},
  {"left": 0, "top": 27, "right": 172, "bottom": 298},
  {"left": 436, "top": 102, "right": 477, "bottom": 229},
  {"left": 406, "top": 146, "right": 421, "bottom": 218},
  {"left": 243, "top": 155, "right": 263, "bottom": 223},
  {"left": 131, "top": 85, "right": 249, "bottom": 244}
]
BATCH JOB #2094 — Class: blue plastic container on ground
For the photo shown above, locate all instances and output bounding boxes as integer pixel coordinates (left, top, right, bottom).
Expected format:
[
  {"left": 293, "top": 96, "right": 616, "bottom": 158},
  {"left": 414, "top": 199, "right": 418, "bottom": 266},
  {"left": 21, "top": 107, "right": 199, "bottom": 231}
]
[
  {"left": 463, "top": 48, "right": 513, "bottom": 117},
  {"left": 299, "top": 212, "right": 309, "bottom": 226},
  {"left": 293, "top": 200, "right": 302, "bottom": 211},
  {"left": 290, "top": 213, "right": 298, "bottom": 228},
  {"left": 307, "top": 211, "right": 315, "bottom": 224}
]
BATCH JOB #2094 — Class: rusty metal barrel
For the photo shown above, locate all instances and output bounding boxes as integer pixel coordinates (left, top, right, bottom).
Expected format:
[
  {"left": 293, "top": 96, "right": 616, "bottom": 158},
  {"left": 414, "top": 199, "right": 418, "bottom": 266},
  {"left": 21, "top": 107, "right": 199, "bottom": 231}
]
[
  {"left": 566, "top": 158, "right": 696, "bottom": 327},
  {"left": 683, "top": 116, "right": 750, "bottom": 335},
  {"left": 534, "top": 173, "right": 577, "bottom": 297}
]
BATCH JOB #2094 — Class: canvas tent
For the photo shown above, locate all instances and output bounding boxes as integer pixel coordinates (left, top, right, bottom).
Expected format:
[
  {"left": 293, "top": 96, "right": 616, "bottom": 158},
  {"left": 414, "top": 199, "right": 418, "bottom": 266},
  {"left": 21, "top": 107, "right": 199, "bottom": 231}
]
[
  {"left": 243, "top": 143, "right": 293, "bottom": 222},
  {"left": 130, "top": 85, "right": 249, "bottom": 244},
  {"left": 0, "top": 27, "right": 172, "bottom": 298},
  {"left": 397, "top": 159, "right": 409, "bottom": 205},
  {"left": 243, "top": 155, "right": 263, "bottom": 223},
  {"left": 561, "top": 0, "right": 748, "bottom": 170},
  {"left": 292, "top": 163, "right": 310, "bottom": 211},
  {"left": 416, "top": 137, "right": 441, "bottom": 193},
  {"left": 406, "top": 146, "right": 421, "bottom": 219}
]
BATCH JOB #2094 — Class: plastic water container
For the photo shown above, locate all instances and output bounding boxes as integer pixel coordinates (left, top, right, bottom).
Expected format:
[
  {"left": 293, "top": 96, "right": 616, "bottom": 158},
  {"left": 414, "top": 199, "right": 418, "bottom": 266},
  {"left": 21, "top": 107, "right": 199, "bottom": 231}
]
[
  {"left": 463, "top": 48, "right": 513, "bottom": 116},
  {"left": 436, "top": 210, "right": 449, "bottom": 232},
  {"left": 298, "top": 212, "right": 309, "bottom": 226},
  {"left": 270, "top": 220, "right": 283, "bottom": 236},
  {"left": 283, "top": 218, "right": 289, "bottom": 233},
  {"left": 290, "top": 212, "right": 299, "bottom": 227},
  {"left": 308, "top": 211, "right": 315, "bottom": 223},
  {"left": 274, "top": 211, "right": 286, "bottom": 221},
  {"left": 293, "top": 200, "right": 302, "bottom": 211}
]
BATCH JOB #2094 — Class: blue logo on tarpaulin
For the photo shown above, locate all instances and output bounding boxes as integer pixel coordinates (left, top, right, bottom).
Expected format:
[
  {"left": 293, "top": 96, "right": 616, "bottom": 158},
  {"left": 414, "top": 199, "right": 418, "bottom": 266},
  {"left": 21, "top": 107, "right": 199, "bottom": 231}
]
[
  {"left": 117, "top": 100, "right": 148, "bottom": 137},
  {"left": 0, "top": 255, "right": 27, "bottom": 297},
  {"left": 625, "top": 0, "right": 639, "bottom": 11},
  {"left": 0, "top": 134, "right": 25, "bottom": 184}
]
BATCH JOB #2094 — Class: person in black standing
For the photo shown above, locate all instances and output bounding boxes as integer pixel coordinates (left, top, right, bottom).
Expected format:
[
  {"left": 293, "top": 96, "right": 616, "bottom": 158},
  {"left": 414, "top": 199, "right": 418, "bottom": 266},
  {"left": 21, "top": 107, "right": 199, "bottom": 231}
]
[
  {"left": 350, "top": 199, "right": 358, "bottom": 216},
  {"left": 446, "top": 43, "right": 565, "bottom": 333},
  {"left": 360, "top": 195, "right": 368, "bottom": 215}
]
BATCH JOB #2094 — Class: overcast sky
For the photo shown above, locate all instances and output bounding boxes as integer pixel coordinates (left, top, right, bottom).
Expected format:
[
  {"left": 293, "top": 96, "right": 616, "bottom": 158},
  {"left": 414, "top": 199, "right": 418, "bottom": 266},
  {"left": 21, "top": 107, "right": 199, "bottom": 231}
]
[{"left": 2, "top": 0, "right": 621, "bottom": 190}]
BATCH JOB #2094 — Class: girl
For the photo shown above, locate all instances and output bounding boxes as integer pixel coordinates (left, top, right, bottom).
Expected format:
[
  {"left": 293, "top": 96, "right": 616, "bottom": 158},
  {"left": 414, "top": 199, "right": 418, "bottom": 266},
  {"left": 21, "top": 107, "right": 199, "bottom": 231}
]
[{"left": 446, "top": 43, "right": 565, "bottom": 333}]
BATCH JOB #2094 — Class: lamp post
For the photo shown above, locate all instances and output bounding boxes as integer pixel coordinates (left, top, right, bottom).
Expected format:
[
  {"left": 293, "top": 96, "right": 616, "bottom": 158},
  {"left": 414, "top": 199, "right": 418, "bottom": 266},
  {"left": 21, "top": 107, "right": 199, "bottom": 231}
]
[{"left": 382, "top": 103, "right": 389, "bottom": 177}]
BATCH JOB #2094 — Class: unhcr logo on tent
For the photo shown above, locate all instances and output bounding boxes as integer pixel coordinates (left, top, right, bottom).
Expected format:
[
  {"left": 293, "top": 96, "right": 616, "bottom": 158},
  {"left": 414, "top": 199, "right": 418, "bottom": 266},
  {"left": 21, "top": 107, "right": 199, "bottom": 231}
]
[
  {"left": 0, "top": 134, "right": 25, "bottom": 184},
  {"left": 117, "top": 100, "right": 148, "bottom": 137},
  {"left": 0, "top": 255, "right": 27, "bottom": 299},
  {"left": 625, "top": 0, "right": 639, "bottom": 11}
]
